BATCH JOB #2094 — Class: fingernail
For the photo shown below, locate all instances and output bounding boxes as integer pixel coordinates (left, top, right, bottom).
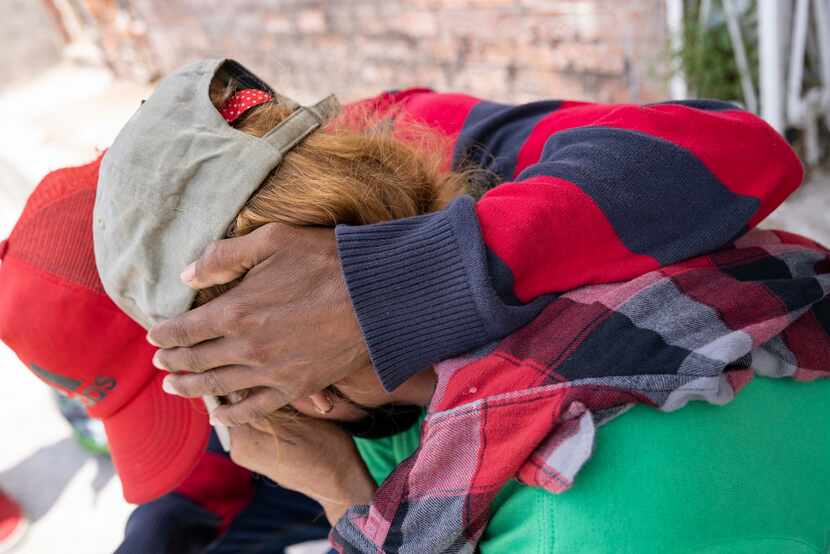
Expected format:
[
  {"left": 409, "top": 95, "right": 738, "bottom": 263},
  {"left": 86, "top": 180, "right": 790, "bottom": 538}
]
[
  {"left": 180, "top": 262, "right": 196, "bottom": 284},
  {"left": 152, "top": 351, "right": 166, "bottom": 370},
  {"left": 162, "top": 377, "right": 179, "bottom": 395},
  {"left": 146, "top": 332, "right": 160, "bottom": 347},
  {"left": 310, "top": 392, "right": 333, "bottom": 415}
]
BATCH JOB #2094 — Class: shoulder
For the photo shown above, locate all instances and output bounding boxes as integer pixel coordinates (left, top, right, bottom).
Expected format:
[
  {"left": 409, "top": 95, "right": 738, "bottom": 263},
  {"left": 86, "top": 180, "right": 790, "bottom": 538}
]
[{"left": 480, "top": 481, "right": 555, "bottom": 554}]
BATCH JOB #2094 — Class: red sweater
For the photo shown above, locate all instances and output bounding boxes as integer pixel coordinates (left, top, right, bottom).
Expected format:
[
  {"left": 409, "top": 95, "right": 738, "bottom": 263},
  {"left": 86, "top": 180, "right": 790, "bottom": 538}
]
[{"left": 335, "top": 90, "right": 803, "bottom": 390}]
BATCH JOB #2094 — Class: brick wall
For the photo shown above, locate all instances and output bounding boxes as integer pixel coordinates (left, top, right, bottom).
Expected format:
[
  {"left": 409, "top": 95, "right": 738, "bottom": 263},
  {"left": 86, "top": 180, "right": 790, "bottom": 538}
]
[{"left": 60, "top": 0, "right": 671, "bottom": 104}]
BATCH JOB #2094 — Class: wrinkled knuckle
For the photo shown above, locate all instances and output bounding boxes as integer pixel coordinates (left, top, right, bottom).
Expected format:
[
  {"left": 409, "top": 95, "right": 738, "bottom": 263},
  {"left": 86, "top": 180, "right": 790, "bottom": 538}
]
[
  {"left": 236, "top": 307, "right": 260, "bottom": 332},
  {"left": 220, "top": 302, "right": 247, "bottom": 331},
  {"left": 246, "top": 395, "right": 274, "bottom": 422},
  {"left": 168, "top": 323, "right": 192, "bottom": 347},
  {"left": 265, "top": 385, "right": 290, "bottom": 411},
  {"left": 228, "top": 406, "right": 257, "bottom": 426},
  {"left": 223, "top": 411, "right": 245, "bottom": 427},
  {"left": 179, "top": 348, "right": 202, "bottom": 372},
  {"left": 203, "top": 370, "right": 227, "bottom": 396},
  {"left": 247, "top": 404, "right": 269, "bottom": 423},
  {"left": 234, "top": 338, "right": 261, "bottom": 365},
  {"left": 245, "top": 343, "right": 269, "bottom": 366}
]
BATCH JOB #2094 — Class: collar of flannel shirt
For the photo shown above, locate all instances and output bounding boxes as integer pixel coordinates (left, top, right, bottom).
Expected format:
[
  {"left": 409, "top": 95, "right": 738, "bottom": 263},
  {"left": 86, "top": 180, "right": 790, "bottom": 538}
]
[{"left": 332, "top": 228, "right": 830, "bottom": 553}]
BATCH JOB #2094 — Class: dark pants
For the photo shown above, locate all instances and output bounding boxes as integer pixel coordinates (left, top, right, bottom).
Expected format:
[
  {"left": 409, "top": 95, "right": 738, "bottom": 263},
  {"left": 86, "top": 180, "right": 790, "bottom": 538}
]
[
  {"left": 115, "top": 434, "right": 330, "bottom": 554},
  {"left": 206, "top": 477, "right": 330, "bottom": 554}
]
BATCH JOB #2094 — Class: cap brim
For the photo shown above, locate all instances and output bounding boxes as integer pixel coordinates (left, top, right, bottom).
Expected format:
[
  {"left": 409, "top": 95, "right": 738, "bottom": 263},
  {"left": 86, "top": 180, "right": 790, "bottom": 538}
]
[{"left": 104, "top": 371, "right": 211, "bottom": 503}]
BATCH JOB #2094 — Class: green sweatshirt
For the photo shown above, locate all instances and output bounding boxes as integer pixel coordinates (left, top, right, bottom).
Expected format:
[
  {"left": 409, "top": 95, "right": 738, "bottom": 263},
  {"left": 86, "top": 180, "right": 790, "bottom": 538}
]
[{"left": 354, "top": 378, "right": 830, "bottom": 554}]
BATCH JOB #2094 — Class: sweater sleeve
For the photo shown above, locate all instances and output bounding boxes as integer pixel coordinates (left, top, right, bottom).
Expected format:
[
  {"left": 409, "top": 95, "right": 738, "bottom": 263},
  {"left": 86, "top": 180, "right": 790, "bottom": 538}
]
[{"left": 337, "top": 96, "right": 803, "bottom": 391}]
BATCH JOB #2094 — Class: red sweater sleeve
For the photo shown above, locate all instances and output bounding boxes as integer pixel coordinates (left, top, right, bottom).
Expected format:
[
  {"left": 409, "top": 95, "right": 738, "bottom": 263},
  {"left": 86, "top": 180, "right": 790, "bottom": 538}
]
[
  {"left": 336, "top": 92, "right": 803, "bottom": 390},
  {"left": 469, "top": 99, "right": 803, "bottom": 300}
]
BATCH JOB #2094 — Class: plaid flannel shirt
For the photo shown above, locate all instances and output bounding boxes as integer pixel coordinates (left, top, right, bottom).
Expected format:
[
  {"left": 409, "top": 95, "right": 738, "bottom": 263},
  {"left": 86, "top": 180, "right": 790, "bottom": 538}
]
[{"left": 331, "top": 229, "right": 830, "bottom": 553}]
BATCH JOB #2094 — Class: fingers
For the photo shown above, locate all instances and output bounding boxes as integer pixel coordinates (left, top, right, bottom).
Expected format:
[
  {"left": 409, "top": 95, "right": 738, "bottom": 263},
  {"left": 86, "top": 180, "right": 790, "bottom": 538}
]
[
  {"left": 182, "top": 223, "right": 287, "bottom": 289},
  {"left": 152, "top": 337, "right": 246, "bottom": 373},
  {"left": 308, "top": 391, "right": 334, "bottom": 414},
  {"left": 162, "top": 365, "right": 260, "bottom": 398},
  {"left": 228, "top": 423, "right": 278, "bottom": 475},
  {"left": 147, "top": 293, "right": 233, "bottom": 348},
  {"left": 248, "top": 416, "right": 275, "bottom": 435},
  {"left": 209, "top": 387, "right": 290, "bottom": 426},
  {"left": 148, "top": 224, "right": 291, "bottom": 349}
]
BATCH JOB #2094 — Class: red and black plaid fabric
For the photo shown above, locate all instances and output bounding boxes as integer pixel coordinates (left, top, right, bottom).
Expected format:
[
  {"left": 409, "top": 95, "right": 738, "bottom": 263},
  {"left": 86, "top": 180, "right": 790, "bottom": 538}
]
[{"left": 332, "top": 229, "right": 830, "bottom": 553}]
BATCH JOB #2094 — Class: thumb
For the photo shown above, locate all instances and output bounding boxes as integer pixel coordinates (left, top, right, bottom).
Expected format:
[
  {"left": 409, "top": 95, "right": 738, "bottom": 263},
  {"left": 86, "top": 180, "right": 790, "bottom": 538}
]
[{"left": 182, "top": 223, "right": 284, "bottom": 288}]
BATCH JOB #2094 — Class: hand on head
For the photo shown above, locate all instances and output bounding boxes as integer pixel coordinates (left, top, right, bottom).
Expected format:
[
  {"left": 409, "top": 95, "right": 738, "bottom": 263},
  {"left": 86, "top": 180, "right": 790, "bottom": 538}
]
[
  {"left": 148, "top": 222, "right": 371, "bottom": 426},
  {"left": 141, "top": 61, "right": 456, "bottom": 428}
]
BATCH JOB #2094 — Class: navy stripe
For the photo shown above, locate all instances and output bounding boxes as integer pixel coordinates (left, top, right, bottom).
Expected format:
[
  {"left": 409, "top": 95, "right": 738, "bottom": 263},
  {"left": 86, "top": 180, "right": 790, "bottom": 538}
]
[
  {"left": 381, "top": 500, "right": 409, "bottom": 554},
  {"left": 337, "top": 197, "right": 549, "bottom": 391},
  {"left": 763, "top": 278, "right": 826, "bottom": 313},
  {"left": 553, "top": 310, "right": 694, "bottom": 380},
  {"left": 452, "top": 100, "right": 561, "bottom": 182},
  {"left": 812, "top": 298, "right": 830, "bottom": 337},
  {"left": 718, "top": 250, "right": 794, "bottom": 282},
  {"left": 717, "top": 249, "right": 826, "bottom": 311},
  {"left": 486, "top": 246, "right": 525, "bottom": 305},
  {"left": 648, "top": 99, "right": 742, "bottom": 111},
  {"left": 518, "top": 126, "right": 760, "bottom": 265}
]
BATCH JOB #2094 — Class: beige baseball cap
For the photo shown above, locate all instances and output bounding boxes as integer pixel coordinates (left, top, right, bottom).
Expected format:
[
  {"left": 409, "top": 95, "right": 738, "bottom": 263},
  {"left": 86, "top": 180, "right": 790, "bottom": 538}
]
[{"left": 94, "top": 58, "right": 339, "bottom": 329}]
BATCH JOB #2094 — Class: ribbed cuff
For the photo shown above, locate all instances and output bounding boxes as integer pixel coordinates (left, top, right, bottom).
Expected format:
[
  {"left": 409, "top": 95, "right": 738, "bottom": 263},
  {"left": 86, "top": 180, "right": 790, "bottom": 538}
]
[{"left": 336, "top": 197, "right": 491, "bottom": 391}]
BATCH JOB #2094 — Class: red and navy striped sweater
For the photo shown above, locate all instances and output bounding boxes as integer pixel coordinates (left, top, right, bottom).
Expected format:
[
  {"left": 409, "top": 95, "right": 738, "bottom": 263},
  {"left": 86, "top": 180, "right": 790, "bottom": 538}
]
[{"left": 335, "top": 90, "right": 803, "bottom": 390}]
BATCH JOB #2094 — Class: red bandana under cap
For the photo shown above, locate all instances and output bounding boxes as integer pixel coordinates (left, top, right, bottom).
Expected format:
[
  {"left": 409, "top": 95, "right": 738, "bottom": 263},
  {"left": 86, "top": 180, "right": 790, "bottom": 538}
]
[{"left": 219, "top": 88, "right": 273, "bottom": 123}]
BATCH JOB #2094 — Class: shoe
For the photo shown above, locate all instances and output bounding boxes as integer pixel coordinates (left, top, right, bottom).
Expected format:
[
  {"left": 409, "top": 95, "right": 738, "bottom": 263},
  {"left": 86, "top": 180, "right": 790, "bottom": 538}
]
[{"left": 0, "top": 489, "right": 27, "bottom": 553}]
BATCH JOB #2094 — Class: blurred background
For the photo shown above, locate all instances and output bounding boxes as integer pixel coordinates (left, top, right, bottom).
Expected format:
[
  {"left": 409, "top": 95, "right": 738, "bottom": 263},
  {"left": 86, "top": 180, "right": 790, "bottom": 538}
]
[{"left": 0, "top": 1, "right": 828, "bottom": 552}]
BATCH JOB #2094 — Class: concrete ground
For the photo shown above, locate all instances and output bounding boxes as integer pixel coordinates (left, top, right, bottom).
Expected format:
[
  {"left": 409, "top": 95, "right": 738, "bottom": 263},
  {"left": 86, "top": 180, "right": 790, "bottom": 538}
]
[
  {"left": 763, "top": 169, "right": 830, "bottom": 244},
  {"left": 0, "top": 61, "right": 149, "bottom": 554},
  {"left": 1, "top": 60, "right": 829, "bottom": 554}
]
